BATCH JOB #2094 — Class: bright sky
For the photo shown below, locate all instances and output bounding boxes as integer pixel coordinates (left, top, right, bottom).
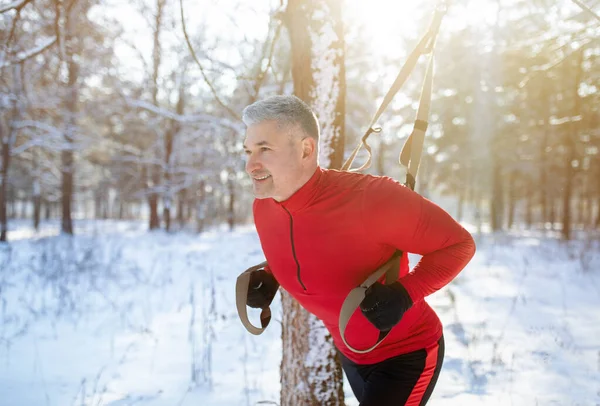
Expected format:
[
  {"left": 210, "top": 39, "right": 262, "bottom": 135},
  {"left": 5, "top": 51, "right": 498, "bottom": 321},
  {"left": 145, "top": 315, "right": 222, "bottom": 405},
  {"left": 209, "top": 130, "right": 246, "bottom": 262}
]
[
  {"left": 344, "top": 0, "right": 501, "bottom": 53},
  {"left": 91, "top": 0, "right": 588, "bottom": 98},
  {"left": 96, "top": 0, "right": 502, "bottom": 79},
  {"left": 91, "top": 0, "right": 275, "bottom": 91}
]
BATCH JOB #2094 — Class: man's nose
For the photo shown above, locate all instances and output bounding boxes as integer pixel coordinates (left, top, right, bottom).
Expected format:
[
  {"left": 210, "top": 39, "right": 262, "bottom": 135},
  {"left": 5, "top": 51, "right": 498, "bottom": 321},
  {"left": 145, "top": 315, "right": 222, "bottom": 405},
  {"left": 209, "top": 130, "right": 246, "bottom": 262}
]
[{"left": 246, "top": 154, "right": 262, "bottom": 174}]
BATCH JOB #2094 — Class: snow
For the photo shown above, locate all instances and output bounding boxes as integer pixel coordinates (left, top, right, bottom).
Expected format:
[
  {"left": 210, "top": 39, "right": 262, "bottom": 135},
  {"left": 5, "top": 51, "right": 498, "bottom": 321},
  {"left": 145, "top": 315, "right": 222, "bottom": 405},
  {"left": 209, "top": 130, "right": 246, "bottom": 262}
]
[
  {"left": 0, "top": 219, "right": 599, "bottom": 406},
  {"left": 0, "top": 37, "right": 57, "bottom": 68},
  {"left": 0, "top": 0, "right": 29, "bottom": 14},
  {"left": 123, "top": 97, "right": 243, "bottom": 133}
]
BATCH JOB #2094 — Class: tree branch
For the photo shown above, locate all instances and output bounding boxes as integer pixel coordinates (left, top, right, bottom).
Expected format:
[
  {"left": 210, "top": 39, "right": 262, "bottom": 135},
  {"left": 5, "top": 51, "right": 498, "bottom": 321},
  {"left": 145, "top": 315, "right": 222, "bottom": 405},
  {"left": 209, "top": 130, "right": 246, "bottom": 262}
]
[
  {"left": 179, "top": 0, "right": 241, "bottom": 121},
  {"left": 571, "top": 0, "right": 600, "bottom": 22},
  {"left": 12, "top": 119, "right": 64, "bottom": 137},
  {"left": 4, "top": 7, "right": 21, "bottom": 51},
  {"left": 124, "top": 97, "right": 243, "bottom": 132},
  {"left": 0, "top": 0, "right": 33, "bottom": 13},
  {"left": 251, "top": 12, "right": 284, "bottom": 102},
  {"left": 506, "top": 22, "right": 596, "bottom": 52},
  {"left": 519, "top": 34, "right": 598, "bottom": 87},
  {"left": 0, "top": 37, "right": 57, "bottom": 68}
]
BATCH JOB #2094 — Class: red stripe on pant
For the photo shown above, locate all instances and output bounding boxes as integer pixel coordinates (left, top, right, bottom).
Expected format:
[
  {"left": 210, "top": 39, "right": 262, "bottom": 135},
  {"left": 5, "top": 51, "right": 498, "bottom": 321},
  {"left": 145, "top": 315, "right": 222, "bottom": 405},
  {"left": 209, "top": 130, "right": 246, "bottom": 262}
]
[{"left": 405, "top": 340, "right": 441, "bottom": 406}]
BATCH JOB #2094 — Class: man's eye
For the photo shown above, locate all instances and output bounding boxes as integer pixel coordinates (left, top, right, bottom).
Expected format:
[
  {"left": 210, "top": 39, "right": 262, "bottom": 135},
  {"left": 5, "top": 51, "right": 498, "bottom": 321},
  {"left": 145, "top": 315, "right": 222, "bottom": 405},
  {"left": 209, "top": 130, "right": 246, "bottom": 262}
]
[{"left": 260, "top": 147, "right": 270, "bottom": 152}]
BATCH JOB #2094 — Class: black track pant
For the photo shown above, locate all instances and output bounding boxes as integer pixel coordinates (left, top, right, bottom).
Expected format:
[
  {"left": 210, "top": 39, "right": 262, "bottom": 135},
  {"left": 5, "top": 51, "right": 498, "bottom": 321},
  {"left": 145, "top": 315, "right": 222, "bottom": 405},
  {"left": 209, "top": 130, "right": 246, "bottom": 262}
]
[{"left": 340, "top": 336, "right": 444, "bottom": 406}]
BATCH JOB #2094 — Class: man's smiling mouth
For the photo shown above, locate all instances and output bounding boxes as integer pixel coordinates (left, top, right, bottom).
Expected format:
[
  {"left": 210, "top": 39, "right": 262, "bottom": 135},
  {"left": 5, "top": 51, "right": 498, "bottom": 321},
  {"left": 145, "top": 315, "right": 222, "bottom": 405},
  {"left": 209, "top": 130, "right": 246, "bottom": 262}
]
[{"left": 254, "top": 175, "right": 271, "bottom": 181}]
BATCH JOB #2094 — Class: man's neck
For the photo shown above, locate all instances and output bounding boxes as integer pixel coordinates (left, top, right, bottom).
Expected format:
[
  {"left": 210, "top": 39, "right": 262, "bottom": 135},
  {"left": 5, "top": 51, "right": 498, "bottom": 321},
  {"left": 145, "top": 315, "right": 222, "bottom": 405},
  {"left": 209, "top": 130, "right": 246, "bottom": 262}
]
[{"left": 275, "top": 165, "right": 318, "bottom": 202}]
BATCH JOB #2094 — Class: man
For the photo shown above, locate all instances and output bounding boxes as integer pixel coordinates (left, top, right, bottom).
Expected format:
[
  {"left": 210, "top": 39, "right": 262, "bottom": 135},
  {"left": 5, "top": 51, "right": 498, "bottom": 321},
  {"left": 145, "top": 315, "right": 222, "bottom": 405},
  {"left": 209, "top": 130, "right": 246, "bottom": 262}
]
[{"left": 242, "top": 95, "right": 476, "bottom": 406}]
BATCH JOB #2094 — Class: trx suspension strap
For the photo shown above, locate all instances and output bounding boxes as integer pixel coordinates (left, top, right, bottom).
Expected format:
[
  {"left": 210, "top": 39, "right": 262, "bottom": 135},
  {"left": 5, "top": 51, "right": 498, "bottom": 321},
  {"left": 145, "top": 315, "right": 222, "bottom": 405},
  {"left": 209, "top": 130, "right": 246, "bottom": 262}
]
[
  {"left": 341, "top": 3, "right": 445, "bottom": 181},
  {"left": 236, "top": 4, "right": 447, "bottom": 349},
  {"left": 235, "top": 261, "right": 271, "bottom": 335},
  {"left": 338, "top": 3, "right": 445, "bottom": 353}
]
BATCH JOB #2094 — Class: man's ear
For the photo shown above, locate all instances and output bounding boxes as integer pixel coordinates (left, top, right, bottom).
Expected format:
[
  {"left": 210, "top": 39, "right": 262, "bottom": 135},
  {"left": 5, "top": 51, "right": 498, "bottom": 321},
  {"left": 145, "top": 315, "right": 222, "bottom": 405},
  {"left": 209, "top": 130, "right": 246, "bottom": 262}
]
[{"left": 301, "top": 137, "right": 316, "bottom": 160}]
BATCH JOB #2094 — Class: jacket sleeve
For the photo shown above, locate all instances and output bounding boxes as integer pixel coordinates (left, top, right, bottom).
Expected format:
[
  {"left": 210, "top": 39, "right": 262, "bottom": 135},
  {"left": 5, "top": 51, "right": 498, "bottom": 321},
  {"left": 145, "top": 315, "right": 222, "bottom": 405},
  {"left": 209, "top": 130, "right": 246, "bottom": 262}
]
[{"left": 361, "top": 177, "right": 476, "bottom": 302}]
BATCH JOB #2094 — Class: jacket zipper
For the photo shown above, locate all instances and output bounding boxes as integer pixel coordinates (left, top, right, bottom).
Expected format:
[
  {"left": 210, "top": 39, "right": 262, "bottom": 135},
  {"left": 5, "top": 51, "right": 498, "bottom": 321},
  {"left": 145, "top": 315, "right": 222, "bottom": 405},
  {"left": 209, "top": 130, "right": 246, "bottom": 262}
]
[{"left": 282, "top": 206, "right": 307, "bottom": 291}]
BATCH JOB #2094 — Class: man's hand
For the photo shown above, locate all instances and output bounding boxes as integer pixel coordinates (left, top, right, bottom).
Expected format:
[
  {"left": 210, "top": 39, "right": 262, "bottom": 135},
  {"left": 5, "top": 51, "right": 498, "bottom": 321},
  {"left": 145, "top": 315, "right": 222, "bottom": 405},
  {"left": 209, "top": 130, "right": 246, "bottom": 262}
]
[
  {"left": 359, "top": 281, "right": 413, "bottom": 331},
  {"left": 247, "top": 269, "right": 280, "bottom": 309}
]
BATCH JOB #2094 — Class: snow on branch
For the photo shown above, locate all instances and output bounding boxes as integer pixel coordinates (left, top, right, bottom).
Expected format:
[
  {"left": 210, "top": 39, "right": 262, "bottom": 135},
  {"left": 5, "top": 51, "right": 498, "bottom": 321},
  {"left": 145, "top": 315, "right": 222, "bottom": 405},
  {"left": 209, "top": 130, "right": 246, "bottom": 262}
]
[
  {"left": 0, "top": 36, "right": 57, "bottom": 68},
  {"left": 11, "top": 135, "right": 51, "bottom": 156},
  {"left": 506, "top": 22, "right": 597, "bottom": 52},
  {"left": 13, "top": 119, "right": 63, "bottom": 137},
  {"left": 519, "top": 39, "right": 596, "bottom": 87},
  {"left": 571, "top": 0, "right": 600, "bottom": 22},
  {"left": 0, "top": 0, "right": 32, "bottom": 13},
  {"left": 10, "top": 120, "right": 87, "bottom": 154},
  {"left": 124, "top": 97, "right": 244, "bottom": 133},
  {"left": 111, "top": 154, "right": 164, "bottom": 167}
]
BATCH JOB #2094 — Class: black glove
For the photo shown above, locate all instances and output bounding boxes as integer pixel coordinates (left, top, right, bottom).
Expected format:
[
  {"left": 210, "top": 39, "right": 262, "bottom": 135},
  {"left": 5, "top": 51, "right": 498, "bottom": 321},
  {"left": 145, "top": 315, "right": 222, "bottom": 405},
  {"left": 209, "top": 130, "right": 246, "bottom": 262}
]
[
  {"left": 246, "top": 269, "right": 280, "bottom": 309},
  {"left": 359, "top": 281, "right": 413, "bottom": 332}
]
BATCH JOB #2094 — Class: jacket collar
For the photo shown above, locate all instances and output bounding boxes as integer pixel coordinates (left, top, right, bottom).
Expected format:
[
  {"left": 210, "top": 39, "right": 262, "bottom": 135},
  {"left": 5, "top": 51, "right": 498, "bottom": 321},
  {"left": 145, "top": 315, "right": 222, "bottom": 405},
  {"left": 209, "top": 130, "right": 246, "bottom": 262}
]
[{"left": 278, "top": 167, "right": 323, "bottom": 212}]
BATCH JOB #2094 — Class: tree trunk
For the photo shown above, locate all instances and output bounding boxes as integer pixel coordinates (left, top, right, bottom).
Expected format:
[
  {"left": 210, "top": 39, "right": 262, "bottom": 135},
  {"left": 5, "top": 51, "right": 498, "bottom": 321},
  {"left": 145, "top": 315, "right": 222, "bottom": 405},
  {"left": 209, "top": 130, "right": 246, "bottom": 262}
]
[
  {"left": 280, "top": 291, "right": 345, "bottom": 406},
  {"left": 539, "top": 85, "right": 551, "bottom": 230},
  {"left": 102, "top": 189, "right": 109, "bottom": 219},
  {"left": 33, "top": 192, "right": 41, "bottom": 231},
  {"left": 94, "top": 192, "right": 101, "bottom": 219},
  {"left": 163, "top": 79, "right": 184, "bottom": 232},
  {"left": 60, "top": 28, "right": 81, "bottom": 235},
  {"left": 163, "top": 198, "right": 171, "bottom": 231},
  {"left": 576, "top": 187, "right": 584, "bottom": 229},
  {"left": 0, "top": 118, "right": 10, "bottom": 242},
  {"left": 549, "top": 198, "right": 557, "bottom": 230},
  {"left": 287, "top": 0, "right": 345, "bottom": 170},
  {"left": 7, "top": 195, "right": 15, "bottom": 220},
  {"left": 177, "top": 188, "right": 187, "bottom": 228},
  {"left": 507, "top": 171, "right": 517, "bottom": 230},
  {"left": 525, "top": 177, "right": 533, "bottom": 229},
  {"left": 561, "top": 49, "right": 583, "bottom": 241},
  {"left": 43, "top": 199, "right": 50, "bottom": 220},
  {"left": 148, "top": 0, "right": 165, "bottom": 231},
  {"left": 0, "top": 64, "right": 22, "bottom": 242},
  {"left": 61, "top": 146, "right": 74, "bottom": 235},
  {"left": 561, "top": 150, "right": 574, "bottom": 238},
  {"left": 196, "top": 188, "right": 205, "bottom": 234},
  {"left": 490, "top": 160, "right": 504, "bottom": 232},
  {"left": 33, "top": 147, "right": 41, "bottom": 231},
  {"left": 596, "top": 197, "right": 600, "bottom": 229},
  {"left": 149, "top": 187, "right": 160, "bottom": 230},
  {"left": 118, "top": 199, "right": 124, "bottom": 220},
  {"left": 281, "top": 0, "right": 346, "bottom": 404},
  {"left": 18, "top": 200, "right": 26, "bottom": 219},
  {"left": 142, "top": 164, "right": 160, "bottom": 229},
  {"left": 584, "top": 191, "right": 592, "bottom": 230},
  {"left": 227, "top": 175, "right": 235, "bottom": 231}
]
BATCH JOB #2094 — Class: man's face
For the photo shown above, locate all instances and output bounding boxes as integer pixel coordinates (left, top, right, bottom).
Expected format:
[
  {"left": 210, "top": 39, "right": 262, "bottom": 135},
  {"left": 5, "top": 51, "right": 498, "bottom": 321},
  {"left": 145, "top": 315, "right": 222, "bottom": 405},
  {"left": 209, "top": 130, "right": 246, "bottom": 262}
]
[{"left": 243, "top": 120, "right": 305, "bottom": 201}]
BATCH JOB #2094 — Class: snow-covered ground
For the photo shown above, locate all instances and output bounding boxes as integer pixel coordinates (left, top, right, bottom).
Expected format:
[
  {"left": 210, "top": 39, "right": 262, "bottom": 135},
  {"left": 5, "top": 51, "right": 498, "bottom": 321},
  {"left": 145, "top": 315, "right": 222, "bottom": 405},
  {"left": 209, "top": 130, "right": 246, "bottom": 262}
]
[{"left": 0, "top": 219, "right": 599, "bottom": 406}]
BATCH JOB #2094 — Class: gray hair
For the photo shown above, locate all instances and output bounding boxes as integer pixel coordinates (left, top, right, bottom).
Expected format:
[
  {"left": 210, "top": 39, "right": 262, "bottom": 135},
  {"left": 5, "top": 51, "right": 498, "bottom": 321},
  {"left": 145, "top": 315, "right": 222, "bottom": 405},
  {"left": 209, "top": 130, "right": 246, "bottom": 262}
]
[{"left": 242, "top": 95, "right": 320, "bottom": 140}]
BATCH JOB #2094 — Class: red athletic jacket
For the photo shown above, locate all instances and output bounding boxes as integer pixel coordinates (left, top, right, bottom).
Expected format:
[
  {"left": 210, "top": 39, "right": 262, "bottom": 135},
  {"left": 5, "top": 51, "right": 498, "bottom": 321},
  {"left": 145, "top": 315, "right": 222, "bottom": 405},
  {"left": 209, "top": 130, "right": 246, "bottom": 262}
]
[{"left": 253, "top": 167, "right": 476, "bottom": 364}]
